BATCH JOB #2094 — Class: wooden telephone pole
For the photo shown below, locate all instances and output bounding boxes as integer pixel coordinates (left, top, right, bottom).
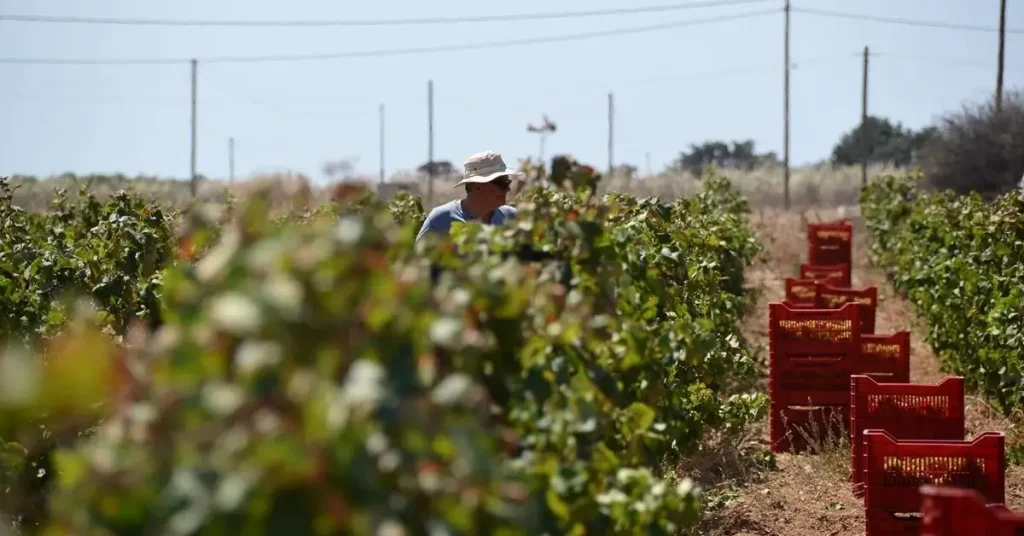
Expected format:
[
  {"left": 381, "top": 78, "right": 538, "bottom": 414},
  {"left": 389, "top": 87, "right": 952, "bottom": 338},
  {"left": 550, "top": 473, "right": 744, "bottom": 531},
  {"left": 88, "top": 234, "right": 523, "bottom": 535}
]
[
  {"left": 861, "top": 46, "right": 870, "bottom": 188},
  {"left": 608, "top": 92, "right": 615, "bottom": 176},
  {"left": 783, "top": 0, "right": 791, "bottom": 209},
  {"left": 996, "top": 0, "right": 1007, "bottom": 112},
  {"left": 190, "top": 59, "right": 198, "bottom": 197},
  {"left": 427, "top": 80, "right": 434, "bottom": 203},
  {"left": 379, "top": 104, "right": 385, "bottom": 184}
]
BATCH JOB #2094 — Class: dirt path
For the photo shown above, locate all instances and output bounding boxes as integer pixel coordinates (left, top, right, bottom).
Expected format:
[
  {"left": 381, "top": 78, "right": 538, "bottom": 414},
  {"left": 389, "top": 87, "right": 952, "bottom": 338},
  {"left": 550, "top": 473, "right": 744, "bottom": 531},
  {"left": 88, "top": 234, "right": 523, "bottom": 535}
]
[{"left": 695, "top": 208, "right": 1024, "bottom": 536}]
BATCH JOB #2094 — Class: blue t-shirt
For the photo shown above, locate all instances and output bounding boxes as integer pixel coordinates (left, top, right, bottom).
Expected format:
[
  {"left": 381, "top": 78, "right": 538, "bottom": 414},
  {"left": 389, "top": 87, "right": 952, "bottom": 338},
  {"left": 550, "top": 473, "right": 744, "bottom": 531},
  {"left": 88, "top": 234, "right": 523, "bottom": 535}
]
[{"left": 416, "top": 200, "right": 518, "bottom": 240}]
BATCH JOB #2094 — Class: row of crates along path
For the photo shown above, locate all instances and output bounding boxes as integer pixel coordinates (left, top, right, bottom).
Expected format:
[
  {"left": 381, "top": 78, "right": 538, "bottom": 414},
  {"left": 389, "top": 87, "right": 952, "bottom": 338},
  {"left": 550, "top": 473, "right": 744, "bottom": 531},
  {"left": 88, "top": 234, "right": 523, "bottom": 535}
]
[{"left": 768, "top": 219, "right": 1023, "bottom": 535}]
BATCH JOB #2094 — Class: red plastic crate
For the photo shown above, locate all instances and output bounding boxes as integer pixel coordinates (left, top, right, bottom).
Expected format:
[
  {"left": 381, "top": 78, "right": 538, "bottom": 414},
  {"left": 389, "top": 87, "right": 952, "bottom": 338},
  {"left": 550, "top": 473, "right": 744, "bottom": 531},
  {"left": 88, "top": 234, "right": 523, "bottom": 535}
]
[
  {"left": 784, "top": 276, "right": 844, "bottom": 308},
  {"left": 862, "top": 430, "right": 1005, "bottom": 535},
  {"left": 769, "top": 302, "right": 862, "bottom": 453},
  {"left": 784, "top": 277, "right": 819, "bottom": 308},
  {"left": 850, "top": 375, "right": 965, "bottom": 490},
  {"left": 815, "top": 282, "right": 878, "bottom": 333},
  {"left": 860, "top": 332, "right": 911, "bottom": 384},
  {"left": 800, "top": 262, "right": 852, "bottom": 288},
  {"left": 808, "top": 221, "right": 853, "bottom": 267},
  {"left": 919, "top": 485, "right": 1024, "bottom": 535}
]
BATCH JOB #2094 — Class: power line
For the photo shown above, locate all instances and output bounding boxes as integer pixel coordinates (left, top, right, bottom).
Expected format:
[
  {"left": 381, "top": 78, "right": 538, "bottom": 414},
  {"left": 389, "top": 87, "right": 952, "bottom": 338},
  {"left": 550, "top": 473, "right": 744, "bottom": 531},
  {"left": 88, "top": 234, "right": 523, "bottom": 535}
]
[
  {"left": 0, "top": 53, "right": 863, "bottom": 104},
  {"left": 0, "top": 0, "right": 775, "bottom": 27},
  {"left": 792, "top": 6, "right": 1024, "bottom": 34},
  {"left": 0, "top": 9, "right": 780, "bottom": 65},
  {"left": 871, "top": 51, "right": 1024, "bottom": 70},
  {"left": 0, "top": 56, "right": 183, "bottom": 66},
  {"left": 221, "top": 54, "right": 857, "bottom": 99}
]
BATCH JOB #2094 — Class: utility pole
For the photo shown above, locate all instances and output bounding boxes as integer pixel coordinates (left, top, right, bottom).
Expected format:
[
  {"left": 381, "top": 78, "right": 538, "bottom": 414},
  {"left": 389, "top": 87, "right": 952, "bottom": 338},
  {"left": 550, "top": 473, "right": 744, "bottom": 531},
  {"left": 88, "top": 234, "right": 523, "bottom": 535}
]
[
  {"left": 190, "top": 58, "right": 198, "bottom": 198},
  {"left": 228, "top": 137, "right": 235, "bottom": 184},
  {"left": 861, "top": 46, "right": 870, "bottom": 188},
  {"left": 427, "top": 80, "right": 434, "bottom": 204},
  {"left": 527, "top": 115, "right": 556, "bottom": 167},
  {"left": 608, "top": 92, "right": 615, "bottom": 177},
  {"left": 379, "top": 104, "right": 385, "bottom": 185},
  {"left": 783, "top": 0, "right": 791, "bottom": 210},
  {"left": 996, "top": 0, "right": 1007, "bottom": 112}
]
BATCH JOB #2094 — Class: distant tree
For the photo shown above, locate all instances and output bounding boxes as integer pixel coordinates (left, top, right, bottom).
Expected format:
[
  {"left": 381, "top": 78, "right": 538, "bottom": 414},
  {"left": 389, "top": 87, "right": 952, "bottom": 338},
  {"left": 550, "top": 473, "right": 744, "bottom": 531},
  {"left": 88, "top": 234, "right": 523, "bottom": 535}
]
[
  {"left": 417, "top": 160, "right": 456, "bottom": 178},
  {"left": 830, "top": 116, "right": 935, "bottom": 168},
  {"left": 672, "top": 139, "right": 779, "bottom": 177},
  {"left": 918, "top": 90, "right": 1024, "bottom": 196}
]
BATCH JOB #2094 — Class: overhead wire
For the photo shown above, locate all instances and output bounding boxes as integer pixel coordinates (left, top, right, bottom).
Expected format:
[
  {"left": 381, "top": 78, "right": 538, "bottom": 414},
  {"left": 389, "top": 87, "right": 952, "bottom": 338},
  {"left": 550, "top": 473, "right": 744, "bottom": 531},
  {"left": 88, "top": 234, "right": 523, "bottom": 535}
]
[
  {"left": 0, "top": 8, "right": 781, "bottom": 65},
  {"left": 2, "top": 5, "right": 1021, "bottom": 66},
  {"left": 792, "top": 6, "right": 1024, "bottom": 35},
  {"left": 0, "top": 52, "right": 864, "bottom": 105},
  {"left": 871, "top": 51, "right": 1023, "bottom": 70},
  {"left": 0, "top": 0, "right": 774, "bottom": 27}
]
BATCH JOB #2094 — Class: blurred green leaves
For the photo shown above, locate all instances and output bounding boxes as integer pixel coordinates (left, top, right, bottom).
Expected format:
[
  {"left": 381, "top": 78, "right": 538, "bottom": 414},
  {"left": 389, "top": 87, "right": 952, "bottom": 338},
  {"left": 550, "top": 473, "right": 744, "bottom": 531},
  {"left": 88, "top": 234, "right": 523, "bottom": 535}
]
[{"left": 0, "top": 160, "right": 765, "bottom": 535}]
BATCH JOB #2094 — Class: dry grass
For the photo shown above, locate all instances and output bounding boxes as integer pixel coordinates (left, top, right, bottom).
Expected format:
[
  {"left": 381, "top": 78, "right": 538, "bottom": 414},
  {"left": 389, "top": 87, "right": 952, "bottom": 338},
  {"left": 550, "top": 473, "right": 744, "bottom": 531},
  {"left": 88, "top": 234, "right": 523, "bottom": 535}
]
[
  {"left": 696, "top": 207, "right": 1024, "bottom": 535},
  {"left": 7, "top": 163, "right": 894, "bottom": 213},
  {"left": 404, "top": 163, "right": 893, "bottom": 209},
  {"left": 601, "top": 165, "right": 893, "bottom": 209},
  {"left": 6, "top": 172, "right": 332, "bottom": 213}
]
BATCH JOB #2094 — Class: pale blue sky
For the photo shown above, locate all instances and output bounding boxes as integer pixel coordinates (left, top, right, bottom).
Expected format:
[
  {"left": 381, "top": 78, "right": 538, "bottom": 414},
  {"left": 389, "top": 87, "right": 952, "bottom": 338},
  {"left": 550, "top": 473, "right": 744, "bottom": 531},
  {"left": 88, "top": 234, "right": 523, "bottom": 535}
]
[{"left": 1, "top": 0, "right": 1021, "bottom": 182}]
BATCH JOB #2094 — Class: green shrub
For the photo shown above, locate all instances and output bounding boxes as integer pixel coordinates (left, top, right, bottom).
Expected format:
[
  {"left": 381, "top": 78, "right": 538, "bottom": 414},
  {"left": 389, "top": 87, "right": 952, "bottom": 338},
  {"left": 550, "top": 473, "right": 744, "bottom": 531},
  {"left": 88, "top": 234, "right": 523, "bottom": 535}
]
[
  {"left": 0, "top": 180, "right": 175, "bottom": 341},
  {"left": 862, "top": 172, "right": 1024, "bottom": 412}
]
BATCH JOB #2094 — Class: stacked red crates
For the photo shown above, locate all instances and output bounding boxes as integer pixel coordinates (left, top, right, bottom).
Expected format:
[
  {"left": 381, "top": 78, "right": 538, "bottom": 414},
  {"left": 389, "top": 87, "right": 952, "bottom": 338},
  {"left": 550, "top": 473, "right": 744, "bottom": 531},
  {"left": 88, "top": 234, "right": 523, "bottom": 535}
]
[
  {"left": 849, "top": 375, "right": 965, "bottom": 491},
  {"left": 770, "top": 220, "right": 900, "bottom": 452},
  {"left": 859, "top": 332, "right": 910, "bottom": 383},
  {"left": 807, "top": 220, "right": 853, "bottom": 264},
  {"left": 783, "top": 275, "right": 842, "bottom": 308},
  {"left": 852, "top": 376, "right": 1008, "bottom": 535},
  {"left": 800, "top": 262, "right": 851, "bottom": 289},
  {"left": 815, "top": 282, "right": 878, "bottom": 334},
  {"left": 767, "top": 307, "right": 911, "bottom": 455},
  {"left": 769, "top": 220, "right": 905, "bottom": 453},
  {"left": 768, "top": 302, "right": 861, "bottom": 453},
  {"left": 768, "top": 218, "right": 1010, "bottom": 533},
  {"left": 919, "top": 485, "right": 1024, "bottom": 535},
  {"left": 862, "top": 430, "right": 1006, "bottom": 535},
  {"left": 806, "top": 220, "right": 853, "bottom": 287}
]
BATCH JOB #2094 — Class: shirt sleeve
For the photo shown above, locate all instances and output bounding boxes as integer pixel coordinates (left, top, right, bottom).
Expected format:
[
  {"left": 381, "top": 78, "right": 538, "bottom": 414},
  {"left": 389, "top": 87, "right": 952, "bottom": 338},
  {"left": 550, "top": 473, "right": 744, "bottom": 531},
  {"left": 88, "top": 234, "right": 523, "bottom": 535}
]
[{"left": 416, "top": 207, "right": 449, "bottom": 241}]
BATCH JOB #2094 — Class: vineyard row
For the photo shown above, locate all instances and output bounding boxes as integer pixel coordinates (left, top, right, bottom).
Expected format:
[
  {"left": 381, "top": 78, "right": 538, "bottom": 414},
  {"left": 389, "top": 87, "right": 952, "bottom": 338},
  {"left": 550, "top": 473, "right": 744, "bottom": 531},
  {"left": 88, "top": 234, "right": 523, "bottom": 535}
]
[{"left": 0, "top": 161, "right": 765, "bottom": 535}]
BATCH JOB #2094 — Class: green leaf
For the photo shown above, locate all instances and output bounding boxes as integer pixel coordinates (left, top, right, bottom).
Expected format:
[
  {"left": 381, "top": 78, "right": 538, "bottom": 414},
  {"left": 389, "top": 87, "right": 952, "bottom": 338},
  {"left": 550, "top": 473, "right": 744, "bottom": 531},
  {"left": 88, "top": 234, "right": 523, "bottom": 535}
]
[{"left": 624, "top": 402, "right": 656, "bottom": 432}]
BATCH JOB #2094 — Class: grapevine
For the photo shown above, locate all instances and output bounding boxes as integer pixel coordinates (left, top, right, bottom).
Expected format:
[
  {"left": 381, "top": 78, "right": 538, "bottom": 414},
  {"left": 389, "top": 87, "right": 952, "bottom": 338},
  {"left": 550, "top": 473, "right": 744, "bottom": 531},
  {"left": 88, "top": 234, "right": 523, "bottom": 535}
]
[
  {"left": 0, "top": 159, "right": 765, "bottom": 534},
  {"left": 861, "top": 172, "right": 1024, "bottom": 414}
]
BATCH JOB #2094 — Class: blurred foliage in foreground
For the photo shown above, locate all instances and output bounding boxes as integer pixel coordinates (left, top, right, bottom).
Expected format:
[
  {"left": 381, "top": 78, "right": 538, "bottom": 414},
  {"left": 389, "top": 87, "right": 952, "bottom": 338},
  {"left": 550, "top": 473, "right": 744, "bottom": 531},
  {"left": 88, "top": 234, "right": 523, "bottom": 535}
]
[{"left": 0, "top": 156, "right": 765, "bottom": 535}]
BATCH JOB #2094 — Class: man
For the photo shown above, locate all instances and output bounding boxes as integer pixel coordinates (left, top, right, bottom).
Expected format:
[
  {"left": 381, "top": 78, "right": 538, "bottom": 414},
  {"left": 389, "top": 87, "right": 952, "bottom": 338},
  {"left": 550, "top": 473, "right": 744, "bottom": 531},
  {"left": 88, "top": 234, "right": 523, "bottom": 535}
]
[{"left": 416, "top": 150, "right": 521, "bottom": 241}]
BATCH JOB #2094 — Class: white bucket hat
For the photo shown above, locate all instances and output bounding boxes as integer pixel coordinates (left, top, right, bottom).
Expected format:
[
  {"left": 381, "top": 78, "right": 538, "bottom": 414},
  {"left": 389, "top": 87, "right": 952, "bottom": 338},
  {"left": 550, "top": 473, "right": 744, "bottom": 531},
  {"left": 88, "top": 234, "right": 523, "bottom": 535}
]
[{"left": 453, "top": 150, "right": 523, "bottom": 188}]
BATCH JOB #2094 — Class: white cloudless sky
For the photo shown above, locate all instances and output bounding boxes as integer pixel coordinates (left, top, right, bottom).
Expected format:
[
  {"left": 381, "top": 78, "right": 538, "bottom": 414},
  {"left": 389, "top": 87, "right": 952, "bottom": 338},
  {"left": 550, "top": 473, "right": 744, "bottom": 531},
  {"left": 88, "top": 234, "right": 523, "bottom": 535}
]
[{"left": 0, "top": 0, "right": 1021, "bottom": 182}]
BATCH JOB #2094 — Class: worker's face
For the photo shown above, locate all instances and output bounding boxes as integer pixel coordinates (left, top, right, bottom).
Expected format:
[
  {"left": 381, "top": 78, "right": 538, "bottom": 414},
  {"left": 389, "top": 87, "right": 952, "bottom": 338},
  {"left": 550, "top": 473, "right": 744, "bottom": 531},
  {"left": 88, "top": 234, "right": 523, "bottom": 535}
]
[{"left": 474, "top": 176, "right": 512, "bottom": 209}]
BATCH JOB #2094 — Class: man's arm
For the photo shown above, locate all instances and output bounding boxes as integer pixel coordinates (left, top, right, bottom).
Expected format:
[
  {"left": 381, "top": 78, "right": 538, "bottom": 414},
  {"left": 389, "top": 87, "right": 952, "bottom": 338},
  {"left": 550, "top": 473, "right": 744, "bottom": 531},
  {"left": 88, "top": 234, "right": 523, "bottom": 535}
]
[
  {"left": 415, "top": 213, "right": 433, "bottom": 241},
  {"left": 416, "top": 207, "right": 450, "bottom": 241}
]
